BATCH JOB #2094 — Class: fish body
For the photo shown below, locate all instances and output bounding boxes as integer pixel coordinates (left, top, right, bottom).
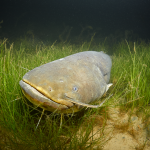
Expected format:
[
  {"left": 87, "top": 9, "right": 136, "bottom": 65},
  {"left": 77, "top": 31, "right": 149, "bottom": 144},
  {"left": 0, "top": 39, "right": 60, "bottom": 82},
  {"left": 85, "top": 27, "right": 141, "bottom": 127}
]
[{"left": 19, "top": 51, "right": 112, "bottom": 114}]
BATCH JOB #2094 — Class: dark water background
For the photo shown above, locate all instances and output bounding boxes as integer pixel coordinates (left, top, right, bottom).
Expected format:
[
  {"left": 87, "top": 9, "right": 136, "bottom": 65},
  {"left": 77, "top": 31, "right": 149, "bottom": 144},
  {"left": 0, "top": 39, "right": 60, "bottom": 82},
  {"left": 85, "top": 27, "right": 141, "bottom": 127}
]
[{"left": 0, "top": 0, "right": 150, "bottom": 45}]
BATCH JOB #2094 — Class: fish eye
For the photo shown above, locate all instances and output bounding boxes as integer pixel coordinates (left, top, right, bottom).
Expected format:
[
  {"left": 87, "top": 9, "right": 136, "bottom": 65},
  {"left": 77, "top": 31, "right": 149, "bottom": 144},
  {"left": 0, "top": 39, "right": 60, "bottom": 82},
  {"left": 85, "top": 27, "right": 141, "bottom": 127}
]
[
  {"left": 48, "top": 87, "right": 52, "bottom": 91},
  {"left": 73, "top": 86, "right": 78, "bottom": 92},
  {"left": 59, "top": 79, "right": 63, "bottom": 82}
]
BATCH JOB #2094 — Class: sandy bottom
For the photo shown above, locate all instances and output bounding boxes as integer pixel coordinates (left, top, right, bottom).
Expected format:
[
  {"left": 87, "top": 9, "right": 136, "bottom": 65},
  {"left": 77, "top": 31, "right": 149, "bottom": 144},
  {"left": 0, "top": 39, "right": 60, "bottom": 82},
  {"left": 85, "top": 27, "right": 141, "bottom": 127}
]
[
  {"left": 1, "top": 106, "right": 150, "bottom": 149},
  {"left": 85, "top": 107, "right": 150, "bottom": 150}
]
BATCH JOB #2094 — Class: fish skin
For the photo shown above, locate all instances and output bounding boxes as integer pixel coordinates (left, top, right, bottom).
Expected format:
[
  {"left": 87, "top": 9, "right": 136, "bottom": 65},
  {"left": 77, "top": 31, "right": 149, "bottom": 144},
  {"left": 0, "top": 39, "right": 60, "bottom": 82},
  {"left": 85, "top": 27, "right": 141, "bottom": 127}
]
[{"left": 19, "top": 51, "right": 112, "bottom": 113}]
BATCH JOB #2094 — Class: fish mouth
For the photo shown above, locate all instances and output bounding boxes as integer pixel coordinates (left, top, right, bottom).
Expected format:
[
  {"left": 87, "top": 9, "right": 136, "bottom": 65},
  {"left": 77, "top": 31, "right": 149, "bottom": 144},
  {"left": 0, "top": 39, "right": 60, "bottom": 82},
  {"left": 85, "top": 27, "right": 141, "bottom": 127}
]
[
  {"left": 19, "top": 80, "right": 70, "bottom": 112},
  {"left": 19, "top": 80, "right": 107, "bottom": 113},
  {"left": 21, "top": 78, "right": 74, "bottom": 108}
]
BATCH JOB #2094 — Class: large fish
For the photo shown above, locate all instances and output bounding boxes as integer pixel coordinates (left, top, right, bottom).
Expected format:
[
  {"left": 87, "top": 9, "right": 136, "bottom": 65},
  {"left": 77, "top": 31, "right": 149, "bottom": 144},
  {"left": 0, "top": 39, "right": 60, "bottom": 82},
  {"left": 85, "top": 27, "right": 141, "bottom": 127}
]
[{"left": 19, "top": 51, "right": 112, "bottom": 114}]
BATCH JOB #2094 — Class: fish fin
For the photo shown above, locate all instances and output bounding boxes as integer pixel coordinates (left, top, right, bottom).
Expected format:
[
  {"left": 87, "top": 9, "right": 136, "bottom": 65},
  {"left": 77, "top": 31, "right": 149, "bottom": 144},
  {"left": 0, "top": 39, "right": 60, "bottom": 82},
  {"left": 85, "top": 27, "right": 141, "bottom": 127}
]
[{"left": 105, "top": 83, "right": 113, "bottom": 93}]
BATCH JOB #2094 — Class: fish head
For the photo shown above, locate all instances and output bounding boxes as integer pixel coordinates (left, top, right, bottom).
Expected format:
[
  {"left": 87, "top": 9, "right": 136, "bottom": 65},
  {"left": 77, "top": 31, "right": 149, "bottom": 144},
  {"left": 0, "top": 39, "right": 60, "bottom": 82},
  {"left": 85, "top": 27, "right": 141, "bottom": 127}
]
[{"left": 19, "top": 64, "right": 87, "bottom": 113}]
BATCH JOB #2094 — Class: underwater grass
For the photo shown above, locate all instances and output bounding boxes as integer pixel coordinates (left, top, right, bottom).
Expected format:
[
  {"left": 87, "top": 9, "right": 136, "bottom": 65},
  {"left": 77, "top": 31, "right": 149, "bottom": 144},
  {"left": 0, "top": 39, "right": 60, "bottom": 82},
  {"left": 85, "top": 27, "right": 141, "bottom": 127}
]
[
  {"left": 111, "top": 40, "right": 150, "bottom": 108},
  {"left": 0, "top": 39, "right": 108, "bottom": 149},
  {"left": 0, "top": 38, "right": 150, "bottom": 149}
]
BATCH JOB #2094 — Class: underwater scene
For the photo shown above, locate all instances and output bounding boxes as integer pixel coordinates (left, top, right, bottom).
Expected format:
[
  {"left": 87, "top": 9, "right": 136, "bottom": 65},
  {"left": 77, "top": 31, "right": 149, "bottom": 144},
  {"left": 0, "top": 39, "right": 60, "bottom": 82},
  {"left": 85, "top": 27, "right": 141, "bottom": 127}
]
[{"left": 0, "top": 0, "right": 150, "bottom": 149}]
